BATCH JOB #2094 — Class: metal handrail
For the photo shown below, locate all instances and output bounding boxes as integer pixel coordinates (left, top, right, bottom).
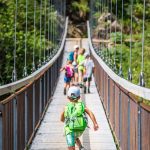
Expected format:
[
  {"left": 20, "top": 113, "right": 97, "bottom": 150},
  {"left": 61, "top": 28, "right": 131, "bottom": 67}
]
[
  {"left": 0, "top": 17, "right": 68, "bottom": 96},
  {"left": 87, "top": 21, "right": 150, "bottom": 101}
]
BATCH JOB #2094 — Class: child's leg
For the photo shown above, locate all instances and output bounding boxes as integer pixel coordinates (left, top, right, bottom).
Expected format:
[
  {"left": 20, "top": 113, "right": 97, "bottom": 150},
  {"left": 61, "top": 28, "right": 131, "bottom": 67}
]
[
  {"left": 74, "top": 72, "right": 78, "bottom": 84},
  {"left": 78, "top": 70, "right": 84, "bottom": 86},
  {"left": 83, "top": 77, "right": 87, "bottom": 93},
  {"left": 87, "top": 77, "right": 92, "bottom": 93},
  {"left": 76, "top": 138, "right": 83, "bottom": 149},
  {"left": 64, "top": 83, "right": 67, "bottom": 95},
  {"left": 66, "top": 133, "right": 76, "bottom": 150},
  {"left": 68, "top": 147, "right": 75, "bottom": 150}
]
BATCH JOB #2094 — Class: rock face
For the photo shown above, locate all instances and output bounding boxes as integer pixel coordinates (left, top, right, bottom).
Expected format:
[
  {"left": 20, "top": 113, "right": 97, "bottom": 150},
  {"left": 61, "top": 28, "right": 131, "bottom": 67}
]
[
  {"left": 67, "top": 21, "right": 87, "bottom": 38},
  {"left": 93, "top": 13, "right": 121, "bottom": 39},
  {"left": 66, "top": 0, "right": 88, "bottom": 38}
]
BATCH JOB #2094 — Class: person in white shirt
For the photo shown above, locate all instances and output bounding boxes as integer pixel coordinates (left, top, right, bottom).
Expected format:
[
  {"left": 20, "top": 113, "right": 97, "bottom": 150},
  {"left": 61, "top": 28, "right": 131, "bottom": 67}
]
[{"left": 83, "top": 53, "right": 95, "bottom": 93}]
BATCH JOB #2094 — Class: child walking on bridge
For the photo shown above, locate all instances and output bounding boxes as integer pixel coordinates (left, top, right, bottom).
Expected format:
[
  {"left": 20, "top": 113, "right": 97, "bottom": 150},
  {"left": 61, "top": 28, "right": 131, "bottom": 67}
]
[
  {"left": 60, "top": 86, "right": 99, "bottom": 150},
  {"left": 83, "top": 53, "right": 95, "bottom": 93},
  {"left": 60, "top": 60, "right": 74, "bottom": 95}
]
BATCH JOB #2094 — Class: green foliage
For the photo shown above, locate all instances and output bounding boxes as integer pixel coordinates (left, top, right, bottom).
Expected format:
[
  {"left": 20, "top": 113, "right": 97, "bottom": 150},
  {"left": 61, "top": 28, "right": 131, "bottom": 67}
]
[
  {"left": 72, "top": 0, "right": 89, "bottom": 17},
  {"left": 0, "top": 0, "right": 62, "bottom": 85}
]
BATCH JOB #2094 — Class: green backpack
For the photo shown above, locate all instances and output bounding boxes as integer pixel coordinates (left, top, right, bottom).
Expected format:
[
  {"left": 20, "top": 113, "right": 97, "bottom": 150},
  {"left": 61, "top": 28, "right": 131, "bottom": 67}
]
[{"left": 64, "top": 102, "right": 87, "bottom": 131}]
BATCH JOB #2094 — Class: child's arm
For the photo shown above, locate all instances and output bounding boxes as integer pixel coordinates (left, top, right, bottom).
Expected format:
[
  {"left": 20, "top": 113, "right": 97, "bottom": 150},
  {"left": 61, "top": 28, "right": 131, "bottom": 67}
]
[
  {"left": 60, "top": 110, "right": 65, "bottom": 122},
  {"left": 92, "top": 67, "right": 95, "bottom": 74},
  {"left": 60, "top": 66, "right": 65, "bottom": 72},
  {"left": 85, "top": 107, "right": 99, "bottom": 131}
]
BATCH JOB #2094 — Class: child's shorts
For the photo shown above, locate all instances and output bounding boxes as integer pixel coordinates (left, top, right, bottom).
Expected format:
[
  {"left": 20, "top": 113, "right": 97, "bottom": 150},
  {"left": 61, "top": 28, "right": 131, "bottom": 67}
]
[
  {"left": 83, "top": 76, "right": 92, "bottom": 82},
  {"left": 64, "top": 76, "right": 71, "bottom": 83},
  {"left": 66, "top": 131, "right": 83, "bottom": 147}
]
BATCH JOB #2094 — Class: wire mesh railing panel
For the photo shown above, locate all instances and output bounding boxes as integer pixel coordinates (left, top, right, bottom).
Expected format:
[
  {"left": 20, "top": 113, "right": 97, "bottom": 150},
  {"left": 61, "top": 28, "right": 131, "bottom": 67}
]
[
  {"left": 114, "top": 85, "right": 120, "bottom": 141},
  {"left": 129, "top": 99, "right": 138, "bottom": 150},
  {"left": 3, "top": 101, "right": 14, "bottom": 150},
  {"left": 141, "top": 105, "right": 150, "bottom": 150},
  {"left": 120, "top": 92, "right": 128, "bottom": 150},
  {"left": 34, "top": 79, "right": 40, "bottom": 127},
  {"left": 103, "top": 71, "right": 108, "bottom": 110},
  {"left": 109, "top": 79, "right": 115, "bottom": 129},
  {"left": 26, "top": 85, "right": 34, "bottom": 142},
  {"left": 17, "top": 92, "right": 26, "bottom": 150}
]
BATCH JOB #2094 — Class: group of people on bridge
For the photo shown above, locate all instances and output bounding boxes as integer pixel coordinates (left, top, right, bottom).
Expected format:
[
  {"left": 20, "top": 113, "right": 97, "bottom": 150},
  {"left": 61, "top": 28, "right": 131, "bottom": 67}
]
[
  {"left": 60, "top": 45, "right": 95, "bottom": 95},
  {"left": 60, "top": 45, "right": 99, "bottom": 150}
]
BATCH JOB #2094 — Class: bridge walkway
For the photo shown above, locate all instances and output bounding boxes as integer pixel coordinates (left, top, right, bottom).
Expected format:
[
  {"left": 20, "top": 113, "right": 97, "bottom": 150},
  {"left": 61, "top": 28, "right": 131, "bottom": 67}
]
[{"left": 30, "top": 39, "right": 116, "bottom": 150}]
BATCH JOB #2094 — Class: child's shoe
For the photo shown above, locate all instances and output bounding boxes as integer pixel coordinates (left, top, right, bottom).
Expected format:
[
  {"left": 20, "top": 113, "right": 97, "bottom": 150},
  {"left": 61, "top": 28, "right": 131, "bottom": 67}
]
[
  {"left": 84, "top": 86, "right": 86, "bottom": 94},
  {"left": 64, "top": 88, "right": 66, "bottom": 95},
  {"left": 79, "top": 145, "right": 86, "bottom": 150},
  {"left": 79, "top": 83, "right": 84, "bottom": 88}
]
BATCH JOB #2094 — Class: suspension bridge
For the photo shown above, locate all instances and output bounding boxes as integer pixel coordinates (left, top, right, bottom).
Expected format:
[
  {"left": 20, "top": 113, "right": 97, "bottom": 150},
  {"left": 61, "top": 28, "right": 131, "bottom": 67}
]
[{"left": 0, "top": 0, "right": 150, "bottom": 150}]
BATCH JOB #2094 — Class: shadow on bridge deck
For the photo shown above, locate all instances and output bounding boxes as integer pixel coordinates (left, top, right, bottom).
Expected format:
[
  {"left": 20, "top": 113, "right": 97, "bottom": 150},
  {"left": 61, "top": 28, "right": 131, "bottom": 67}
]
[{"left": 30, "top": 39, "right": 116, "bottom": 150}]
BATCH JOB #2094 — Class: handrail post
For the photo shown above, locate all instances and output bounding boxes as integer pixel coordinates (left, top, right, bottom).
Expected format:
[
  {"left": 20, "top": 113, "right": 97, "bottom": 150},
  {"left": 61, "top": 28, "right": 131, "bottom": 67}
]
[
  {"left": 0, "top": 104, "right": 3, "bottom": 150},
  {"left": 107, "top": 76, "right": 110, "bottom": 117},
  {"left": 33, "top": 83, "right": 35, "bottom": 130},
  {"left": 13, "top": 98, "right": 17, "bottom": 150},
  {"left": 119, "top": 90, "right": 122, "bottom": 146},
  {"left": 138, "top": 105, "right": 141, "bottom": 150},
  {"left": 113, "top": 83, "right": 116, "bottom": 130},
  {"left": 39, "top": 78, "right": 42, "bottom": 116},
  {"left": 25, "top": 91, "right": 28, "bottom": 143},
  {"left": 127, "top": 98, "right": 131, "bottom": 150}
]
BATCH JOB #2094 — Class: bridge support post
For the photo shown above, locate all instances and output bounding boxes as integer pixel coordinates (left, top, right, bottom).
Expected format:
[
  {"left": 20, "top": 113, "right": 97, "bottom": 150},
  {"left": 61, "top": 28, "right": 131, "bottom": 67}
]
[
  {"left": 119, "top": 90, "right": 122, "bottom": 146},
  {"left": 138, "top": 105, "right": 141, "bottom": 150},
  {"left": 127, "top": 98, "right": 131, "bottom": 150},
  {"left": 13, "top": 98, "right": 18, "bottom": 150},
  {"left": 113, "top": 83, "right": 115, "bottom": 130},
  {"left": 39, "top": 78, "right": 42, "bottom": 116},
  {"left": 107, "top": 77, "right": 110, "bottom": 117},
  {"left": 33, "top": 83, "right": 35, "bottom": 130},
  {"left": 0, "top": 104, "right": 3, "bottom": 150},
  {"left": 25, "top": 91, "right": 28, "bottom": 143}
]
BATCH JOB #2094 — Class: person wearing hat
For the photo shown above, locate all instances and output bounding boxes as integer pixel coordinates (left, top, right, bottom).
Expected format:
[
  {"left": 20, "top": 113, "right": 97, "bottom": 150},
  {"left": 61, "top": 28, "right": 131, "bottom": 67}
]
[
  {"left": 60, "top": 86, "right": 99, "bottom": 150},
  {"left": 83, "top": 52, "right": 95, "bottom": 93},
  {"left": 77, "top": 48, "right": 86, "bottom": 88},
  {"left": 67, "top": 45, "right": 79, "bottom": 84}
]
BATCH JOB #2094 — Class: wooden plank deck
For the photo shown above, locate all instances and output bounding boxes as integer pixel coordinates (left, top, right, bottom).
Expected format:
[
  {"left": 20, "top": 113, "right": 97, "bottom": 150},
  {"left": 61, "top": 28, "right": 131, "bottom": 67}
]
[{"left": 30, "top": 39, "right": 116, "bottom": 150}]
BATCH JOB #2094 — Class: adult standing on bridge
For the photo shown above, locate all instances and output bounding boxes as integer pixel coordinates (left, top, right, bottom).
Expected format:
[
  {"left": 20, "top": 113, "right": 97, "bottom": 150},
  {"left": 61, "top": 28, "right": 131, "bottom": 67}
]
[{"left": 68, "top": 45, "right": 80, "bottom": 84}]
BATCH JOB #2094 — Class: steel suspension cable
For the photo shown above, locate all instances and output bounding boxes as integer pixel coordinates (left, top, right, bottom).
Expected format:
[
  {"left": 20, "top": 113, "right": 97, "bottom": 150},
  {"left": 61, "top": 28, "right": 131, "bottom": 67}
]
[
  {"left": 32, "top": 0, "right": 36, "bottom": 72},
  {"left": 119, "top": 0, "right": 124, "bottom": 77},
  {"left": 43, "top": 0, "right": 47, "bottom": 64},
  {"left": 108, "top": 0, "right": 112, "bottom": 66},
  {"left": 51, "top": 0, "right": 54, "bottom": 55},
  {"left": 101, "top": 0, "right": 105, "bottom": 59},
  {"left": 128, "top": 0, "right": 133, "bottom": 81},
  {"left": 47, "top": 0, "right": 50, "bottom": 59},
  {"left": 23, "top": 0, "right": 28, "bottom": 77},
  {"left": 52, "top": 0, "right": 54, "bottom": 53},
  {"left": 139, "top": 0, "right": 146, "bottom": 86},
  {"left": 38, "top": 0, "right": 42, "bottom": 68},
  {"left": 113, "top": 0, "right": 117, "bottom": 71},
  {"left": 49, "top": 0, "right": 52, "bottom": 57},
  {"left": 12, "top": 0, "right": 18, "bottom": 82},
  {"left": 105, "top": 0, "right": 109, "bottom": 63}
]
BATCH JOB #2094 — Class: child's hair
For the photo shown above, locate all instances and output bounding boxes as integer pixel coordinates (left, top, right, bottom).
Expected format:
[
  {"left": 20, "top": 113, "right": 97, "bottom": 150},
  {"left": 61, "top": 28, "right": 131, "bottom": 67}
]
[
  {"left": 84, "top": 52, "right": 90, "bottom": 58},
  {"left": 79, "top": 48, "right": 85, "bottom": 55},
  {"left": 67, "top": 60, "right": 72, "bottom": 64}
]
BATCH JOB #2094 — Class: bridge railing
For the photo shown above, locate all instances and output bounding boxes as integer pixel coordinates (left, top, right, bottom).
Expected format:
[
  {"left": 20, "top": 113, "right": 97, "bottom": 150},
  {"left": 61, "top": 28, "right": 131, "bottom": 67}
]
[
  {"left": 0, "top": 18, "right": 68, "bottom": 150},
  {"left": 87, "top": 21, "right": 150, "bottom": 150}
]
